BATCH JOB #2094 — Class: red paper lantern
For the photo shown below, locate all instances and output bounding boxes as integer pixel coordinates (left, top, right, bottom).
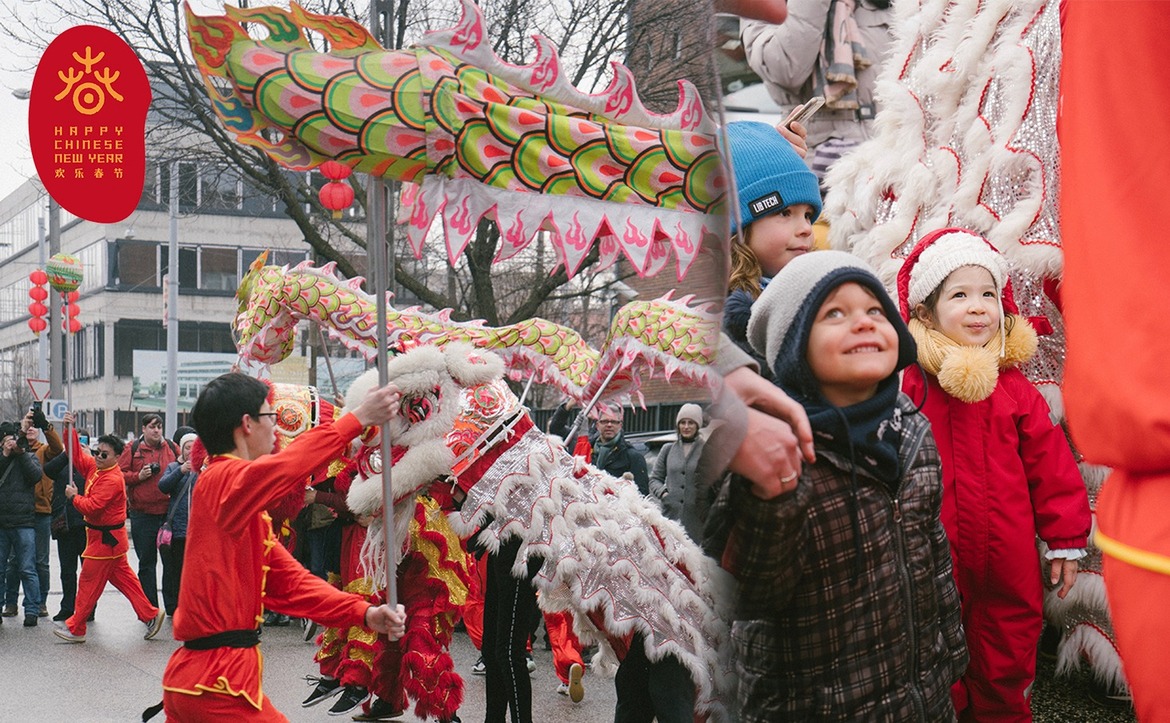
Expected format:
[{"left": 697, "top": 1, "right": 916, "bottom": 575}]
[
  {"left": 319, "top": 181, "right": 355, "bottom": 220},
  {"left": 28, "top": 302, "right": 47, "bottom": 317},
  {"left": 28, "top": 317, "right": 47, "bottom": 334},
  {"left": 29, "top": 286, "right": 48, "bottom": 301},
  {"left": 67, "top": 318, "right": 82, "bottom": 334},
  {"left": 67, "top": 303, "right": 81, "bottom": 318},
  {"left": 66, "top": 290, "right": 80, "bottom": 303},
  {"left": 319, "top": 160, "right": 352, "bottom": 182},
  {"left": 29, "top": 270, "right": 48, "bottom": 286}
]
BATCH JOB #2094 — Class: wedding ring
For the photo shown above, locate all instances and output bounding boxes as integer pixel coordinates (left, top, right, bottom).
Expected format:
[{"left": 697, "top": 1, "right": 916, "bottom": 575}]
[{"left": 780, "top": 471, "right": 799, "bottom": 483}]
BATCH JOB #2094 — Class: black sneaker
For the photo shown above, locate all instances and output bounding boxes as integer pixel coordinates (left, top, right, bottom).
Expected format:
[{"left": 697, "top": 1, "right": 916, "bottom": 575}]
[
  {"left": 302, "top": 676, "right": 343, "bottom": 707},
  {"left": 24, "top": 614, "right": 37, "bottom": 627},
  {"left": 303, "top": 618, "right": 320, "bottom": 642},
  {"left": 471, "top": 656, "right": 485, "bottom": 676},
  {"left": 1, "top": 604, "right": 16, "bottom": 617},
  {"left": 351, "top": 697, "right": 402, "bottom": 721},
  {"left": 328, "top": 686, "right": 370, "bottom": 716},
  {"left": 52, "top": 610, "right": 72, "bottom": 622}
]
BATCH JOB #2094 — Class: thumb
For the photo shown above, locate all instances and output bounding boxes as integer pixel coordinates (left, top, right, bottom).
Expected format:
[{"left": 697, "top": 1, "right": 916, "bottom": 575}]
[{"left": 1049, "top": 560, "right": 1060, "bottom": 585}]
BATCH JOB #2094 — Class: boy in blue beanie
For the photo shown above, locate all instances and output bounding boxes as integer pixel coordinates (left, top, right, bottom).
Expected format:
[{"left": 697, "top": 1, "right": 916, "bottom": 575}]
[{"left": 724, "top": 250, "right": 967, "bottom": 721}]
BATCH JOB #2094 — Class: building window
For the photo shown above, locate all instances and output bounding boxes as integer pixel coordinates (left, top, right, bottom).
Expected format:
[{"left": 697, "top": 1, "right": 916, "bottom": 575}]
[
  {"left": 200, "top": 247, "right": 239, "bottom": 291},
  {"left": 113, "top": 319, "right": 235, "bottom": 376},
  {"left": 202, "top": 166, "right": 242, "bottom": 212},
  {"left": 113, "top": 240, "right": 159, "bottom": 290}
]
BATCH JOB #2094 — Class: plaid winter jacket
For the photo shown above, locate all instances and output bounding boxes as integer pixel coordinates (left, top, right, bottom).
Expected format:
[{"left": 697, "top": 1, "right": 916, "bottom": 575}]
[{"left": 725, "top": 395, "right": 967, "bottom": 721}]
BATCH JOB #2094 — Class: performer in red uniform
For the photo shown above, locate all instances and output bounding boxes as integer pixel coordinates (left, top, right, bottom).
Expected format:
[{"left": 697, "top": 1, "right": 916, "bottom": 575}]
[
  {"left": 53, "top": 413, "right": 165, "bottom": 643},
  {"left": 159, "top": 372, "right": 405, "bottom": 722}
]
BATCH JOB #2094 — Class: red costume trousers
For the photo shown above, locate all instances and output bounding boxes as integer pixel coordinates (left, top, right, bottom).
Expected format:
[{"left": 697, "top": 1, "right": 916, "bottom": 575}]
[
  {"left": 67, "top": 553, "right": 159, "bottom": 636},
  {"left": 464, "top": 554, "right": 486, "bottom": 650},
  {"left": 165, "top": 687, "right": 287, "bottom": 722},
  {"left": 543, "top": 610, "right": 584, "bottom": 685}
]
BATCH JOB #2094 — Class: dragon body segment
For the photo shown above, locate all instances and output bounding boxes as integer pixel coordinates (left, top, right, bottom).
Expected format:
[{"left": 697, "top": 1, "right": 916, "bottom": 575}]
[{"left": 186, "top": 0, "right": 724, "bottom": 278}]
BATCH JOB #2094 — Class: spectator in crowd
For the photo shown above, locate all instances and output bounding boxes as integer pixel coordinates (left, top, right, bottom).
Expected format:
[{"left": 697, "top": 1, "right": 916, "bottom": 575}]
[
  {"left": 740, "top": 0, "right": 894, "bottom": 181},
  {"left": 54, "top": 412, "right": 165, "bottom": 643},
  {"left": 158, "top": 432, "right": 200, "bottom": 617},
  {"left": 46, "top": 430, "right": 90, "bottom": 622},
  {"left": 2, "top": 407, "right": 60, "bottom": 619},
  {"left": 649, "top": 404, "right": 714, "bottom": 542},
  {"left": 118, "top": 413, "right": 179, "bottom": 612},
  {"left": 591, "top": 406, "right": 649, "bottom": 495},
  {"left": 0, "top": 420, "right": 44, "bottom": 627}
]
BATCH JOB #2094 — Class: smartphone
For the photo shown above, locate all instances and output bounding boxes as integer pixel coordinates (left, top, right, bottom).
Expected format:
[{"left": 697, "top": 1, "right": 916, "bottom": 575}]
[{"left": 784, "top": 96, "right": 825, "bottom": 130}]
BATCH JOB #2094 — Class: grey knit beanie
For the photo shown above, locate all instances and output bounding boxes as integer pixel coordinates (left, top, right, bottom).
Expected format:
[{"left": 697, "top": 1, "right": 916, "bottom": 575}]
[
  {"left": 747, "top": 251, "right": 917, "bottom": 397},
  {"left": 675, "top": 403, "right": 703, "bottom": 427}
]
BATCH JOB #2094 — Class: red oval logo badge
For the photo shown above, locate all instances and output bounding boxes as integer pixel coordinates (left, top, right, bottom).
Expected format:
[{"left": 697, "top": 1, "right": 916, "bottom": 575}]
[{"left": 29, "top": 25, "right": 151, "bottom": 223}]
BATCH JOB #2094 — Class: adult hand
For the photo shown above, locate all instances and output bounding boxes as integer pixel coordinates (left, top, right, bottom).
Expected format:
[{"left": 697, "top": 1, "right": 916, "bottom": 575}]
[
  {"left": 1049, "top": 558, "right": 1079, "bottom": 600},
  {"left": 365, "top": 603, "right": 406, "bottom": 640},
  {"left": 65, "top": 482, "right": 78, "bottom": 500},
  {"left": 139, "top": 466, "right": 153, "bottom": 481},
  {"left": 62, "top": 411, "right": 75, "bottom": 427},
  {"left": 351, "top": 384, "right": 401, "bottom": 428},
  {"left": 304, "top": 487, "right": 317, "bottom": 505},
  {"left": 181, "top": 460, "right": 192, "bottom": 474},
  {"left": 723, "top": 367, "right": 815, "bottom": 463},
  {"left": 1, "top": 436, "right": 16, "bottom": 456}
]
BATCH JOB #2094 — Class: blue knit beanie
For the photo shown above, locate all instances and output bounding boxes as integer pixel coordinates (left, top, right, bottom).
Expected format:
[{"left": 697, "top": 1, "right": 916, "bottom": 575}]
[{"left": 724, "top": 121, "right": 822, "bottom": 234}]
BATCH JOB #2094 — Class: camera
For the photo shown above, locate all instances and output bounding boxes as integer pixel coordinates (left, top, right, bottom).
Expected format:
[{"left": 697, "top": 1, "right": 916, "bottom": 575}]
[{"left": 149, "top": 462, "right": 161, "bottom": 475}]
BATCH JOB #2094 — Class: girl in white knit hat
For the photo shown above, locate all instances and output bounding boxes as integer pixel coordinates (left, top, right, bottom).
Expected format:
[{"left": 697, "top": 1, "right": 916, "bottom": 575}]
[{"left": 898, "top": 228, "right": 1091, "bottom": 722}]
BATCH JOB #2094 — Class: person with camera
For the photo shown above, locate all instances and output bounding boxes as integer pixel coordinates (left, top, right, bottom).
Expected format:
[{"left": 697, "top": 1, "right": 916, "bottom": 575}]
[
  {"left": 53, "top": 412, "right": 165, "bottom": 643},
  {"left": 2, "top": 406, "right": 62, "bottom": 620},
  {"left": 0, "top": 419, "right": 45, "bottom": 627},
  {"left": 117, "top": 413, "right": 179, "bottom": 613}
]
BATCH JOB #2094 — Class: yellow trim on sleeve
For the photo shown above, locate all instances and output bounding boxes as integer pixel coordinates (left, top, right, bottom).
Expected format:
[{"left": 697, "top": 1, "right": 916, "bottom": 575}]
[{"left": 1095, "top": 529, "right": 1170, "bottom": 577}]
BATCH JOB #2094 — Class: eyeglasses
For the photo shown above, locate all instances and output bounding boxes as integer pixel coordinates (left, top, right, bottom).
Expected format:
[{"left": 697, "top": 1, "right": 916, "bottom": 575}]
[
  {"left": 597, "top": 419, "right": 622, "bottom": 426},
  {"left": 94, "top": 450, "right": 113, "bottom": 460},
  {"left": 254, "top": 412, "right": 277, "bottom": 421}
]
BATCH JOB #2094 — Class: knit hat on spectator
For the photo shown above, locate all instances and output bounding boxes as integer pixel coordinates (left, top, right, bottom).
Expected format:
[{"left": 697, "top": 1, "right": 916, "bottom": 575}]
[
  {"left": 179, "top": 433, "right": 198, "bottom": 449},
  {"left": 724, "top": 121, "right": 822, "bottom": 234},
  {"left": 171, "top": 425, "right": 196, "bottom": 447},
  {"left": 747, "top": 250, "right": 916, "bottom": 400},
  {"left": 675, "top": 403, "right": 703, "bottom": 427},
  {"left": 896, "top": 228, "right": 1038, "bottom": 402},
  {"left": 896, "top": 228, "right": 1016, "bottom": 321}
]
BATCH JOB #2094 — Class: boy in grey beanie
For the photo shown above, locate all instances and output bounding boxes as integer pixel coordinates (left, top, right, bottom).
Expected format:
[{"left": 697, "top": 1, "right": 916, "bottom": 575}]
[{"left": 724, "top": 250, "right": 966, "bottom": 721}]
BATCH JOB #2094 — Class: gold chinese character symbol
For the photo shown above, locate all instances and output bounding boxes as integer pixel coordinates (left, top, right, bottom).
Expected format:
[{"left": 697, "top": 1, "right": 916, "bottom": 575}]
[{"left": 54, "top": 46, "right": 124, "bottom": 116}]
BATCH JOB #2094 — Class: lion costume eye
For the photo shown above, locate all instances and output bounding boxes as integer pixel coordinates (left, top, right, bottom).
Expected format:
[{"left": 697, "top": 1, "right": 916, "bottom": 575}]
[{"left": 403, "top": 386, "right": 441, "bottom": 425}]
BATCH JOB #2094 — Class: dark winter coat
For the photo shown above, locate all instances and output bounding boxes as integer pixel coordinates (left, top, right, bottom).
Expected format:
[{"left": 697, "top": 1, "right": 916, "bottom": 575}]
[
  {"left": 0, "top": 449, "right": 43, "bottom": 528},
  {"left": 593, "top": 434, "right": 650, "bottom": 495},
  {"left": 159, "top": 461, "right": 199, "bottom": 538},
  {"left": 47, "top": 449, "right": 88, "bottom": 532},
  {"left": 726, "top": 395, "right": 966, "bottom": 722}
]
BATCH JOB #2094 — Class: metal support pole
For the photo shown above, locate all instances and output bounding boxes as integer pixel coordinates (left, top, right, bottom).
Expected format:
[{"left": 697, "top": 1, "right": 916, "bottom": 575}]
[
  {"left": 48, "top": 198, "right": 62, "bottom": 399},
  {"left": 165, "top": 163, "right": 180, "bottom": 433}
]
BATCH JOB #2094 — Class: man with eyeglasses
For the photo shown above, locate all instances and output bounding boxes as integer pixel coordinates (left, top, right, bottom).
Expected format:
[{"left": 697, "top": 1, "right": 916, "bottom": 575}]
[
  {"left": 53, "top": 412, "right": 165, "bottom": 643},
  {"left": 118, "top": 413, "right": 180, "bottom": 613},
  {"left": 591, "top": 406, "right": 649, "bottom": 495},
  {"left": 158, "top": 373, "right": 405, "bottom": 722}
]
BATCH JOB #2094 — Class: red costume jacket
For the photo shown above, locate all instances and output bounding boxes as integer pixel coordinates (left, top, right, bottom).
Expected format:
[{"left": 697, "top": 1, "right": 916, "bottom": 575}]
[
  {"left": 162, "top": 414, "right": 373, "bottom": 711},
  {"left": 68, "top": 432, "right": 130, "bottom": 560}
]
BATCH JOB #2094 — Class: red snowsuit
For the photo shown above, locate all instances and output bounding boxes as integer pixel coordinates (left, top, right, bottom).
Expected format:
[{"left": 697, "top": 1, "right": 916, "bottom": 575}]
[
  {"left": 903, "top": 367, "right": 1090, "bottom": 722},
  {"left": 162, "top": 414, "right": 373, "bottom": 721}
]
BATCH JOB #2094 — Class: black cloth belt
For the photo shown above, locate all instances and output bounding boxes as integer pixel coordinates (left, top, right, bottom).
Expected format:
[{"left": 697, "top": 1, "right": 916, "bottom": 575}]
[
  {"left": 85, "top": 522, "right": 121, "bottom": 547},
  {"left": 183, "top": 627, "right": 262, "bottom": 650}
]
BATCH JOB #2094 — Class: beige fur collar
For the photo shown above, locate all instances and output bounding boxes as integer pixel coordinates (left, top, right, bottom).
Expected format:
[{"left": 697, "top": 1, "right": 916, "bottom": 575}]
[{"left": 909, "top": 315, "right": 1037, "bottom": 402}]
